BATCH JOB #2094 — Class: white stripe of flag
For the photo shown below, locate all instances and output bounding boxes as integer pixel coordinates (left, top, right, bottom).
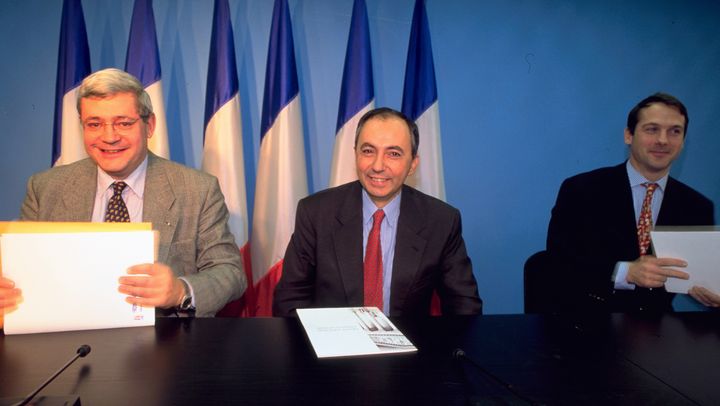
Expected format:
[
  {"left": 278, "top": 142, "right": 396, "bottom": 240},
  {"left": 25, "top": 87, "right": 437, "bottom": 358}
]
[
  {"left": 125, "top": 0, "right": 169, "bottom": 159},
  {"left": 401, "top": 0, "right": 445, "bottom": 201},
  {"left": 329, "top": 0, "right": 374, "bottom": 187},
  {"left": 52, "top": 0, "right": 91, "bottom": 166},
  {"left": 250, "top": 0, "right": 308, "bottom": 317}
]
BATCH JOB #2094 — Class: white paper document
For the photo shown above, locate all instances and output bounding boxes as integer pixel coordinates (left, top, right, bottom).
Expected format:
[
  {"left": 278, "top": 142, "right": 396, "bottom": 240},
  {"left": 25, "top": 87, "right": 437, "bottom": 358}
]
[
  {"left": 651, "top": 228, "right": 720, "bottom": 294},
  {"left": 297, "top": 307, "right": 417, "bottom": 358},
  {"left": 1, "top": 231, "right": 156, "bottom": 334}
]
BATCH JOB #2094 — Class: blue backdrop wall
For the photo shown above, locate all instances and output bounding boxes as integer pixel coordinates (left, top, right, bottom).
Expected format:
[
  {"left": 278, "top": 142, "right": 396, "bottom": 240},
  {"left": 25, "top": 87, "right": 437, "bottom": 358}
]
[{"left": 1, "top": 0, "right": 719, "bottom": 314}]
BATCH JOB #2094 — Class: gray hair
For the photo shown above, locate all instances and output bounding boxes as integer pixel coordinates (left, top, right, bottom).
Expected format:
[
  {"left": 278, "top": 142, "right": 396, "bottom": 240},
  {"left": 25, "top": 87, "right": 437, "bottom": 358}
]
[{"left": 76, "top": 68, "right": 153, "bottom": 120}]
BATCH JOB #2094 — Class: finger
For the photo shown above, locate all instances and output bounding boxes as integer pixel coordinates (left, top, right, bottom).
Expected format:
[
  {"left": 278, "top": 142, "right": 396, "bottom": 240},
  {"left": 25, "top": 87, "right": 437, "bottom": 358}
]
[
  {"left": 654, "top": 257, "right": 688, "bottom": 267},
  {"left": 689, "top": 289, "right": 712, "bottom": 307},
  {"left": 0, "top": 288, "right": 22, "bottom": 301},
  {"left": 693, "top": 287, "right": 720, "bottom": 307},
  {"left": 126, "top": 263, "right": 157, "bottom": 276},
  {"left": 125, "top": 295, "right": 162, "bottom": 307},
  {"left": 0, "top": 277, "right": 16, "bottom": 289},
  {"left": 118, "top": 284, "right": 159, "bottom": 298},
  {"left": 118, "top": 275, "right": 153, "bottom": 287},
  {"left": 658, "top": 268, "right": 689, "bottom": 280}
]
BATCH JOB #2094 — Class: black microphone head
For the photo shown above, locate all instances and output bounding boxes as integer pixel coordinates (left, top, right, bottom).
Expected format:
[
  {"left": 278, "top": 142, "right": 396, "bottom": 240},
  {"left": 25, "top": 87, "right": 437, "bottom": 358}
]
[
  {"left": 77, "top": 345, "right": 91, "bottom": 357},
  {"left": 452, "top": 348, "right": 466, "bottom": 359}
]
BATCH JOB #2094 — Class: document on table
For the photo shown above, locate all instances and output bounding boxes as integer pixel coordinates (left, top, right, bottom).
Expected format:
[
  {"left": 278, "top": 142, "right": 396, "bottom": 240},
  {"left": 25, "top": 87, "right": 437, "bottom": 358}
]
[
  {"left": 1, "top": 226, "right": 156, "bottom": 334},
  {"left": 297, "top": 307, "right": 417, "bottom": 358},
  {"left": 651, "top": 227, "right": 720, "bottom": 294}
]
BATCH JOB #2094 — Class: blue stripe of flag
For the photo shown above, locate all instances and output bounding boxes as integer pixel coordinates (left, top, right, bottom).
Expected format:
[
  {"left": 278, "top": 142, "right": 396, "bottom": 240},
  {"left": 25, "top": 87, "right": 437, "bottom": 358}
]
[
  {"left": 260, "top": 0, "right": 299, "bottom": 138},
  {"left": 336, "top": 0, "right": 373, "bottom": 133},
  {"left": 51, "top": 0, "right": 91, "bottom": 164},
  {"left": 203, "top": 0, "right": 239, "bottom": 131},
  {"left": 125, "top": 0, "right": 162, "bottom": 88},
  {"left": 401, "top": 0, "right": 437, "bottom": 121}
]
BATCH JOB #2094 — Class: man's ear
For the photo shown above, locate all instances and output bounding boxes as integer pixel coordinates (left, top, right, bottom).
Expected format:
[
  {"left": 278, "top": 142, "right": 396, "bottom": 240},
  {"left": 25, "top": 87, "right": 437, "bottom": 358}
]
[
  {"left": 623, "top": 127, "right": 633, "bottom": 146},
  {"left": 145, "top": 113, "right": 156, "bottom": 139}
]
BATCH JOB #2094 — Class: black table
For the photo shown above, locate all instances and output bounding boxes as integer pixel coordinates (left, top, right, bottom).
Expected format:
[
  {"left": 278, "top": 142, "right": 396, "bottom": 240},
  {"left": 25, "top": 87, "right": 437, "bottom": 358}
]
[{"left": 1, "top": 312, "right": 718, "bottom": 405}]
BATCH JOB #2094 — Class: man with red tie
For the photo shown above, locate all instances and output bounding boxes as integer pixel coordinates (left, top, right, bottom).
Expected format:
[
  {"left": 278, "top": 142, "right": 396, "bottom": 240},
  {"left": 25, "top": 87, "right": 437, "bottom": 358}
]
[
  {"left": 546, "top": 93, "right": 718, "bottom": 312},
  {"left": 273, "top": 107, "right": 481, "bottom": 317}
]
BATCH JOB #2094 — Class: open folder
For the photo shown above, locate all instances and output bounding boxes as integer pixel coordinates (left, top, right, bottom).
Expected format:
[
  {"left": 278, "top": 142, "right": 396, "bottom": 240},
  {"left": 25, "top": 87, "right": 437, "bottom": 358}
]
[{"left": 0, "top": 221, "right": 156, "bottom": 334}]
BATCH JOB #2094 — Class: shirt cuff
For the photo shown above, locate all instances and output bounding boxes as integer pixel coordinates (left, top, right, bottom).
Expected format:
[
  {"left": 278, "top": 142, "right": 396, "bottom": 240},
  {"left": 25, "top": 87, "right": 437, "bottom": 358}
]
[{"left": 612, "top": 262, "right": 636, "bottom": 290}]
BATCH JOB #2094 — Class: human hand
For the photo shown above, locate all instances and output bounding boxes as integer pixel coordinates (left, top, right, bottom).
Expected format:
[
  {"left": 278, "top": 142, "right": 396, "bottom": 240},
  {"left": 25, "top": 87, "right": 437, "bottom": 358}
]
[
  {"left": 689, "top": 286, "right": 720, "bottom": 308},
  {"left": 0, "top": 276, "right": 22, "bottom": 312},
  {"left": 626, "top": 256, "right": 688, "bottom": 288},
  {"left": 118, "top": 263, "right": 186, "bottom": 309}
]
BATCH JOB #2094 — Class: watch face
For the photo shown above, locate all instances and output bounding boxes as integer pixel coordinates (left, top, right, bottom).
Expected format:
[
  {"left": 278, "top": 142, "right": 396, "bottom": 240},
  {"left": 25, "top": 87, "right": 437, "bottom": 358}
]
[{"left": 181, "top": 296, "right": 193, "bottom": 310}]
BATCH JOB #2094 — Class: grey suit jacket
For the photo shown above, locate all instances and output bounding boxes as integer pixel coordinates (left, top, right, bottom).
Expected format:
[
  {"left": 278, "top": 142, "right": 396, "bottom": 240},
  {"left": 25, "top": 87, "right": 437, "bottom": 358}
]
[
  {"left": 273, "top": 181, "right": 482, "bottom": 317},
  {"left": 20, "top": 153, "right": 246, "bottom": 316}
]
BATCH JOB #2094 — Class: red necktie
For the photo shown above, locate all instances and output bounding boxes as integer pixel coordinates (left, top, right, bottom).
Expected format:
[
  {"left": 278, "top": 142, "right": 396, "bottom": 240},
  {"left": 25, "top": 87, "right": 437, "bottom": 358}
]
[
  {"left": 637, "top": 183, "right": 658, "bottom": 255},
  {"left": 364, "top": 210, "right": 385, "bottom": 310}
]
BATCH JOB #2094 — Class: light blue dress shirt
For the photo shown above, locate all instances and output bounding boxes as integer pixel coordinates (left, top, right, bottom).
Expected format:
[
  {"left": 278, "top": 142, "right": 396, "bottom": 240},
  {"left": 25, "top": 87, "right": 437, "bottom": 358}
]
[{"left": 613, "top": 160, "right": 668, "bottom": 289}]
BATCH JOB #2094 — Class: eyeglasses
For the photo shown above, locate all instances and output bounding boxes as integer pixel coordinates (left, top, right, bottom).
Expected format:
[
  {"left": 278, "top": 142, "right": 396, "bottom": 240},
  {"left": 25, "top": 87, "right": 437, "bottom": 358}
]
[{"left": 82, "top": 117, "right": 142, "bottom": 134}]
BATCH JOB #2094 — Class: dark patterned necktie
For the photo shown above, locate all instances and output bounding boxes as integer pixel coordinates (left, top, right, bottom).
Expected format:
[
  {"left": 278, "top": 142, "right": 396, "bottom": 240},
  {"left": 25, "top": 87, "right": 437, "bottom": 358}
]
[
  {"left": 105, "top": 181, "right": 130, "bottom": 223},
  {"left": 637, "top": 183, "right": 658, "bottom": 255},
  {"left": 364, "top": 210, "right": 385, "bottom": 310}
]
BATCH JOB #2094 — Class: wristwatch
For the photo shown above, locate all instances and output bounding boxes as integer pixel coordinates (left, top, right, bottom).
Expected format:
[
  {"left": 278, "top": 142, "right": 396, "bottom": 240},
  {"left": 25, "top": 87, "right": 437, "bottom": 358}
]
[{"left": 178, "top": 280, "right": 195, "bottom": 312}]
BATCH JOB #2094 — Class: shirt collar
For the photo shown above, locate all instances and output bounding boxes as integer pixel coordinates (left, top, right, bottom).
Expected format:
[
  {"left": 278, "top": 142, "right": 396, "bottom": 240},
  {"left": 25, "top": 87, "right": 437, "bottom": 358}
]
[
  {"left": 96, "top": 156, "right": 148, "bottom": 198},
  {"left": 362, "top": 189, "right": 402, "bottom": 227},
  {"left": 626, "top": 160, "right": 668, "bottom": 192}
]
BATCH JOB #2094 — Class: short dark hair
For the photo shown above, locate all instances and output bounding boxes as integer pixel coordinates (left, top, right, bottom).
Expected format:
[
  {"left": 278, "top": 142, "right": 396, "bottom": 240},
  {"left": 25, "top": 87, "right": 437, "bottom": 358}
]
[
  {"left": 355, "top": 107, "right": 419, "bottom": 157},
  {"left": 626, "top": 92, "right": 688, "bottom": 136}
]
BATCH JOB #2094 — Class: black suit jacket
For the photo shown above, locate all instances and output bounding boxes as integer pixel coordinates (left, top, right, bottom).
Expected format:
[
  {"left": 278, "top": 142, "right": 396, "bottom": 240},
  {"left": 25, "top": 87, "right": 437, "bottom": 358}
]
[
  {"left": 546, "top": 162, "right": 715, "bottom": 313},
  {"left": 273, "top": 181, "right": 482, "bottom": 317}
]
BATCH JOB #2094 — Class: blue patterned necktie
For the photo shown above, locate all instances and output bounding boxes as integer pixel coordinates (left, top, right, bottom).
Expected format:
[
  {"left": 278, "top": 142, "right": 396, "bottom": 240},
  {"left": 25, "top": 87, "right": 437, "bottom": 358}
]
[{"left": 104, "top": 181, "right": 130, "bottom": 223}]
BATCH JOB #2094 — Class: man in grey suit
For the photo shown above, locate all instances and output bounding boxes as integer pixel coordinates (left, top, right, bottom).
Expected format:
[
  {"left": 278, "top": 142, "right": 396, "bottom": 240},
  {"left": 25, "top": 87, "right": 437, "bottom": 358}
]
[
  {"left": 273, "top": 107, "right": 481, "bottom": 317},
  {"left": 0, "top": 68, "right": 245, "bottom": 318}
]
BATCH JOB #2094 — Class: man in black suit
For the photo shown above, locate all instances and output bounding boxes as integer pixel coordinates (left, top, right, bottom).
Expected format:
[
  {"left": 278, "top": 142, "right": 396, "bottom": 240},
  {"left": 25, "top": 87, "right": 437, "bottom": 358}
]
[
  {"left": 273, "top": 107, "right": 481, "bottom": 317},
  {"left": 546, "top": 92, "right": 718, "bottom": 313}
]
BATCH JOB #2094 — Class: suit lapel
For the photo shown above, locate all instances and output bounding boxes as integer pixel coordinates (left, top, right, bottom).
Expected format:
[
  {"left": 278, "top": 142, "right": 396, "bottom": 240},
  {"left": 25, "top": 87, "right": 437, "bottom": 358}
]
[
  {"left": 656, "top": 177, "right": 679, "bottom": 225},
  {"left": 333, "top": 182, "right": 365, "bottom": 305},
  {"left": 615, "top": 163, "right": 639, "bottom": 242},
  {"left": 142, "top": 154, "right": 178, "bottom": 263},
  {"left": 390, "top": 186, "right": 427, "bottom": 312},
  {"left": 61, "top": 160, "right": 96, "bottom": 221}
]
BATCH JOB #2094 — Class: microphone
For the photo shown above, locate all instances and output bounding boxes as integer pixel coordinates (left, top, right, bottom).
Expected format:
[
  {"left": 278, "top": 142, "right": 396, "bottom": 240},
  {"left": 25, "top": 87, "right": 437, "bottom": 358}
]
[
  {"left": 453, "top": 348, "right": 544, "bottom": 406},
  {"left": 13, "top": 345, "right": 91, "bottom": 406}
]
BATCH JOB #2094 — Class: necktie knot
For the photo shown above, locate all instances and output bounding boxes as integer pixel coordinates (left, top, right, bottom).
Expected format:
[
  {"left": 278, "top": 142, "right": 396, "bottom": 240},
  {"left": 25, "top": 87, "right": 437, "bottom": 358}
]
[
  {"left": 372, "top": 209, "right": 385, "bottom": 226},
  {"left": 112, "top": 181, "right": 128, "bottom": 195},
  {"left": 644, "top": 182, "right": 658, "bottom": 194}
]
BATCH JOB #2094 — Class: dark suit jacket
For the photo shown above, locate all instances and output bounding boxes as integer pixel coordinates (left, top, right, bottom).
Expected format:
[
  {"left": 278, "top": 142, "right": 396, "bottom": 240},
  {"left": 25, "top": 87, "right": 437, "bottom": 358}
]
[
  {"left": 546, "top": 162, "right": 715, "bottom": 313},
  {"left": 19, "top": 153, "right": 246, "bottom": 317},
  {"left": 273, "top": 181, "right": 482, "bottom": 317}
]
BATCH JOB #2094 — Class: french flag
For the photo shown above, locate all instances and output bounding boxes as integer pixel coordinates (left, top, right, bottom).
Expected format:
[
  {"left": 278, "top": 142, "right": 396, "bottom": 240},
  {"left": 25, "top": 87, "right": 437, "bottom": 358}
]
[
  {"left": 125, "top": 0, "right": 169, "bottom": 159},
  {"left": 401, "top": 0, "right": 445, "bottom": 201},
  {"left": 250, "top": 0, "right": 308, "bottom": 317},
  {"left": 202, "top": 0, "right": 251, "bottom": 317},
  {"left": 329, "top": 0, "right": 374, "bottom": 187},
  {"left": 52, "top": 0, "right": 91, "bottom": 166}
]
